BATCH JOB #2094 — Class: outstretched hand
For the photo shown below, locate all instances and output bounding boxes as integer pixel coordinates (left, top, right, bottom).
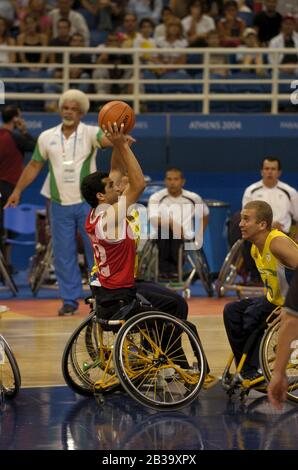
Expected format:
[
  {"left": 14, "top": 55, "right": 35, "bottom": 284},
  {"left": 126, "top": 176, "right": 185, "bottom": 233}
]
[
  {"left": 268, "top": 372, "right": 288, "bottom": 410},
  {"left": 102, "top": 122, "right": 129, "bottom": 147}
]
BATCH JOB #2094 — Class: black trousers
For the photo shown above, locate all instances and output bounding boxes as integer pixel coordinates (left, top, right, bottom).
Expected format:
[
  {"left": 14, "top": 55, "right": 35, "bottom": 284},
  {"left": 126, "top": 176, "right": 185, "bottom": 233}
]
[
  {"left": 156, "top": 228, "right": 183, "bottom": 275},
  {"left": 223, "top": 296, "right": 276, "bottom": 369}
]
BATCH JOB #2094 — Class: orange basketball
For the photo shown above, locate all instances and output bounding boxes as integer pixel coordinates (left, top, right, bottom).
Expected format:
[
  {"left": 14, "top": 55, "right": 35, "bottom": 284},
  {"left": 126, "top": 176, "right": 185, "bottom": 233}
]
[{"left": 98, "top": 100, "right": 135, "bottom": 134}]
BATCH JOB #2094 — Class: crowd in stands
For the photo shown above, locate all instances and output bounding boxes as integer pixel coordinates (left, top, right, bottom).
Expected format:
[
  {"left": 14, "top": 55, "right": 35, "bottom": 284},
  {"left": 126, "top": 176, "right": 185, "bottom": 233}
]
[{"left": 0, "top": 0, "right": 298, "bottom": 111}]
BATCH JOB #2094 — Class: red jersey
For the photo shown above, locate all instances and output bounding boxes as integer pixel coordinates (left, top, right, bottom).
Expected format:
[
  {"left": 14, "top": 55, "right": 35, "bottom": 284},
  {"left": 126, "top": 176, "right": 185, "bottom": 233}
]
[
  {"left": 0, "top": 129, "right": 24, "bottom": 185},
  {"left": 85, "top": 207, "right": 136, "bottom": 289}
]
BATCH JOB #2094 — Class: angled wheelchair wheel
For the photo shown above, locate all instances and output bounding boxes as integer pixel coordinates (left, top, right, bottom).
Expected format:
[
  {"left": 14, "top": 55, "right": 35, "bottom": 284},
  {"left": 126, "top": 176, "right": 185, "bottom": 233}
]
[
  {"left": 29, "top": 240, "right": 53, "bottom": 296},
  {"left": 190, "top": 249, "right": 214, "bottom": 297},
  {"left": 0, "top": 336, "right": 21, "bottom": 399},
  {"left": 0, "top": 251, "right": 18, "bottom": 296},
  {"left": 260, "top": 321, "right": 298, "bottom": 404},
  {"left": 216, "top": 239, "right": 244, "bottom": 297},
  {"left": 62, "top": 312, "right": 120, "bottom": 397},
  {"left": 114, "top": 311, "right": 206, "bottom": 411}
]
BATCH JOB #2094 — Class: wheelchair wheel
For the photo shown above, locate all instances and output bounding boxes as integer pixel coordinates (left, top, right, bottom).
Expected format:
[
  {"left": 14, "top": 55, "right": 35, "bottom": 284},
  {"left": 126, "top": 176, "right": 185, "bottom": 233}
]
[
  {"left": 260, "top": 321, "right": 298, "bottom": 404},
  {"left": 62, "top": 313, "right": 120, "bottom": 397},
  {"left": 29, "top": 241, "right": 53, "bottom": 296},
  {"left": 216, "top": 239, "right": 244, "bottom": 297},
  {"left": 114, "top": 311, "right": 206, "bottom": 411},
  {"left": 190, "top": 249, "right": 213, "bottom": 297},
  {"left": 0, "top": 336, "right": 21, "bottom": 399},
  {"left": 0, "top": 251, "right": 18, "bottom": 297}
]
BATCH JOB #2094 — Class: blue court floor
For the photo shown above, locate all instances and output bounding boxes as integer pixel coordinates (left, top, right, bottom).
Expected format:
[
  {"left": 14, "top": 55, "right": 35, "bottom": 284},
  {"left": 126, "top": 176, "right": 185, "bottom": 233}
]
[{"left": 1, "top": 383, "right": 297, "bottom": 451}]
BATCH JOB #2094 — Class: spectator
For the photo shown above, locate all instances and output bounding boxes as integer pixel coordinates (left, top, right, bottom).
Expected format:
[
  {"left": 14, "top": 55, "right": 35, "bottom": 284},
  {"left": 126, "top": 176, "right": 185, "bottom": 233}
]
[
  {"left": 80, "top": 0, "right": 127, "bottom": 30},
  {"left": 127, "top": 0, "right": 163, "bottom": 25},
  {"left": 148, "top": 167, "right": 209, "bottom": 278},
  {"left": 217, "top": 0, "right": 245, "bottom": 47},
  {"left": 253, "top": 0, "right": 282, "bottom": 46},
  {"left": 0, "top": 1, "right": 15, "bottom": 25},
  {"left": 93, "top": 32, "right": 133, "bottom": 97},
  {"left": 156, "top": 17, "right": 187, "bottom": 73},
  {"left": 48, "top": 18, "right": 71, "bottom": 63},
  {"left": 0, "top": 105, "right": 36, "bottom": 260},
  {"left": 133, "top": 18, "right": 158, "bottom": 65},
  {"left": 0, "top": 16, "right": 16, "bottom": 63},
  {"left": 5, "top": 90, "right": 112, "bottom": 316},
  {"left": 236, "top": 27, "right": 264, "bottom": 76},
  {"left": 69, "top": 32, "right": 90, "bottom": 67},
  {"left": 119, "top": 12, "right": 140, "bottom": 48},
  {"left": 168, "top": 0, "right": 192, "bottom": 19},
  {"left": 269, "top": 15, "right": 298, "bottom": 75},
  {"left": 20, "top": 0, "right": 52, "bottom": 38},
  {"left": 206, "top": 29, "right": 229, "bottom": 76},
  {"left": 153, "top": 5, "right": 175, "bottom": 41},
  {"left": 182, "top": 0, "right": 215, "bottom": 47},
  {"left": 49, "top": 0, "right": 90, "bottom": 45},
  {"left": 17, "top": 13, "right": 48, "bottom": 69}
]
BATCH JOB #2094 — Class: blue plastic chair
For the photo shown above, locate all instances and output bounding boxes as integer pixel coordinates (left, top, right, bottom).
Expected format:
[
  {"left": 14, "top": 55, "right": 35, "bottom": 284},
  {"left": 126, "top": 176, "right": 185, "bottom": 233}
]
[
  {"left": 209, "top": 74, "right": 230, "bottom": 113},
  {"left": 4, "top": 204, "right": 44, "bottom": 246},
  {"left": 161, "top": 71, "right": 196, "bottom": 112},
  {"left": 229, "top": 72, "right": 268, "bottom": 112},
  {"left": 143, "top": 70, "right": 161, "bottom": 112}
]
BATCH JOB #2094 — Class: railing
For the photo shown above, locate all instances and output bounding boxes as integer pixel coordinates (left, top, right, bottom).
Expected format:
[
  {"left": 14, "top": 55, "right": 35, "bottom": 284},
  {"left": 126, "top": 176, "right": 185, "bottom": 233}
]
[{"left": 0, "top": 46, "right": 297, "bottom": 114}]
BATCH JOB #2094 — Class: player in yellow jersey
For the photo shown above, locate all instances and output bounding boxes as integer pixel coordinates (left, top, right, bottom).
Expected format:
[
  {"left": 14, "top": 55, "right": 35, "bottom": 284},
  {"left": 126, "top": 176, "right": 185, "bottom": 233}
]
[{"left": 223, "top": 200, "right": 298, "bottom": 381}]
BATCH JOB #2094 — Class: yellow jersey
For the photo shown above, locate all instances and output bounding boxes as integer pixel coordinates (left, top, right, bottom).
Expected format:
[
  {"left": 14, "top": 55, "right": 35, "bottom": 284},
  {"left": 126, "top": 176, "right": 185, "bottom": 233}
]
[{"left": 251, "top": 229, "right": 298, "bottom": 306}]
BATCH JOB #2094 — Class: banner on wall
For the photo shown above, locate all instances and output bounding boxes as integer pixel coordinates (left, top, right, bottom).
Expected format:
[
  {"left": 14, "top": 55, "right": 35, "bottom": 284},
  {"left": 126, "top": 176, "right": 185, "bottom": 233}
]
[
  {"left": 21, "top": 113, "right": 167, "bottom": 137},
  {"left": 170, "top": 115, "right": 298, "bottom": 138}
]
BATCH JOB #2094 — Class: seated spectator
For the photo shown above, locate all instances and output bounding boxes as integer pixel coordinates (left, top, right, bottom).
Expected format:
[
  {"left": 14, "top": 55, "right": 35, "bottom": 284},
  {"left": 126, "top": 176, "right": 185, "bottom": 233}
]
[
  {"left": 80, "top": 0, "right": 127, "bottom": 30},
  {"left": 148, "top": 167, "right": 209, "bottom": 279},
  {"left": 17, "top": 13, "right": 47, "bottom": 69},
  {"left": 154, "top": 5, "right": 175, "bottom": 41},
  {"left": 92, "top": 32, "right": 132, "bottom": 97},
  {"left": 182, "top": 0, "right": 215, "bottom": 47},
  {"left": 0, "top": 16, "right": 16, "bottom": 63},
  {"left": 236, "top": 27, "right": 264, "bottom": 76},
  {"left": 118, "top": 12, "right": 140, "bottom": 48},
  {"left": 269, "top": 15, "right": 298, "bottom": 75},
  {"left": 205, "top": 1, "right": 224, "bottom": 20},
  {"left": 127, "top": 0, "right": 163, "bottom": 25},
  {"left": 217, "top": 0, "right": 245, "bottom": 47},
  {"left": 49, "top": 0, "right": 90, "bottom": 45},
  {"left": 133, "top": 18, "right": 158, "bottom": 65},
  {"left": 168, "top": 0, "right": 192, "bottom": 19},
  {"left": 48, "top": 18, "right": 71, "bottom": 63},
  {"left": 156, "top": 17, "right": 187, "bottom": 74},
  {"left": 206, "top": 30, "right": 229, "bottom": 76},
  {"left": 253, "top": 0, "right": 282, "bottom": 46},
  {"left": 20, "top": 0, "right": 52, "bottom": 38},
  {"left": 69, "top": 32, "right": 90, "bottom": 69}
]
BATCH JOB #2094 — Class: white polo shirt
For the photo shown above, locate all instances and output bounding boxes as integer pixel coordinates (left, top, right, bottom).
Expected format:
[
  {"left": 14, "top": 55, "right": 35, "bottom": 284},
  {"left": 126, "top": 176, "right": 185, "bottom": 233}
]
[
  {"left": 148, "top": 188, "right": 209, "bottom": 240},
  {"left": 32, "top": 122, "right": 104, "bottom": 205},
  {"left": 242, "top": 179, "right": 298, "bottom": 233}
]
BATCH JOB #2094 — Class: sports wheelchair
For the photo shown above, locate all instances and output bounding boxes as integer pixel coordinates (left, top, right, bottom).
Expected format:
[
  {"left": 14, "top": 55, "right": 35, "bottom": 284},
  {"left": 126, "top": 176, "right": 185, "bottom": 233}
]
[
  {"left": 216, "top": 240, "right": 264, "bottom": 299},
  {"left": 62, "top": 296, "right": 207, "bottom": 411},
  {"left": 0, "top": 334, "right": 21, "bottom": 406},
  {"left": 137, "top": 240, "right": 213, "bottom": 298},
  {"left": 222, "top": 307, "right": 298, "bottom": 404}
]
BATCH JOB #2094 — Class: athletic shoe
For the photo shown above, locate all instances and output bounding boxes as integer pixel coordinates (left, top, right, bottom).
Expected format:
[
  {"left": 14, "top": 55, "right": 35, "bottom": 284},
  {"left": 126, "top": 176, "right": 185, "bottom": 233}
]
[{"left": 58, "top": 304, "right": 78, "bottom": 316}]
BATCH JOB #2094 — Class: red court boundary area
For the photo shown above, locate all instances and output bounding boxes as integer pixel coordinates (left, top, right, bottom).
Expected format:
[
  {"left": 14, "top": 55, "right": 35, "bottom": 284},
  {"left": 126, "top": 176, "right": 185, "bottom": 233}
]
[{"left": 0, "top": 297, "right": 234, "bottom": 319}]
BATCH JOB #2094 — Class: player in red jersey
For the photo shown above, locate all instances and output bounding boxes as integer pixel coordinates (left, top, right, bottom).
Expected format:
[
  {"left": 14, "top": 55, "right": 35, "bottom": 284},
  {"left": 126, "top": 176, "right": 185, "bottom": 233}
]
[{"left": 81, "top": 121, "right": 145, "bottom": 318}]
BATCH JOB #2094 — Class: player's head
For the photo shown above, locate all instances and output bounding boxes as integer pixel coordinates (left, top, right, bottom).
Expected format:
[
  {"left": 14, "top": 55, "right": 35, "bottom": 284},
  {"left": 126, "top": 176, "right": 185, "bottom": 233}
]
[
  {"left": 239, "top": 200, "right": 273, "bottom": 241},
  {"left": 1, "top": 105, "right": 21, "bottom": 128},
  {"left": 165, "top": 167, "right": 185, "bottom": 196},
  {"left": 59, "top": 89, "right": 89, "bottom": 127},
  {"left": 261, "top": 157, "right": 281, "bottom": 187},
  {"left": 81, "top": 171, "right": 120, "bottom": 207}
]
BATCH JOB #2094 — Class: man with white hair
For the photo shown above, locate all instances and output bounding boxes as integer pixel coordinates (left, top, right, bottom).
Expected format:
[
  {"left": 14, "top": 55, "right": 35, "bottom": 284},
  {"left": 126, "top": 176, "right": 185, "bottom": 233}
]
[{"left": 5, "top": 89, "right": 112, "bottom": 316}]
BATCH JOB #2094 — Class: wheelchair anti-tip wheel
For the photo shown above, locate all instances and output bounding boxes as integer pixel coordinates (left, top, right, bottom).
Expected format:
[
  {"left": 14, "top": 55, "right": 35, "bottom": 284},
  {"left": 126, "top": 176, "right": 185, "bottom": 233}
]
[
  {"left": 113, "top": 311, "right": 206, "bottom": 411},
  {"left": 62, "top": 313, "right": 120, "bottom": 397},
  {"left": 260, "top": 320, "right": 298, "bottom": 404}
]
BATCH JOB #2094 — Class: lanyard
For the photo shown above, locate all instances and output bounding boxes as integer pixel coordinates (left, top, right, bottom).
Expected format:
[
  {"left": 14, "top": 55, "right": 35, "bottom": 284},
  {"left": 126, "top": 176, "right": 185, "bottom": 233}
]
[{"left": 61, "top": 130, "right": 77, "bottom": 161}]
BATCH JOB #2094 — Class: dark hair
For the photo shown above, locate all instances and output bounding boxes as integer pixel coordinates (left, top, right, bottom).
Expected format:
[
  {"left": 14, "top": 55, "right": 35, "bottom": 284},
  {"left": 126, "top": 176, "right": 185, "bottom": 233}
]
[
  {"left": 262, "top": 157, "right": 281, "bottom": 170},
  {"left": 244, "top": 200, "right": 273, "bottom": 228},
  {"left": 139, "top": 17, "right": 155, "bottom": 29},
  {"left": 224, "top": 1, "right": 238, "bottom": 10},
  {"left": 165, "top": 167, "right": 184, "bottom": 178},
  {"left": 81, "top": 171, "right": 109, "bottom": 208},
  {"left": 58, "top": 18, "right": 71, "bottom": 28},
  {"left": 1, "top": 105, "right": 19, "bottom": 123}
]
